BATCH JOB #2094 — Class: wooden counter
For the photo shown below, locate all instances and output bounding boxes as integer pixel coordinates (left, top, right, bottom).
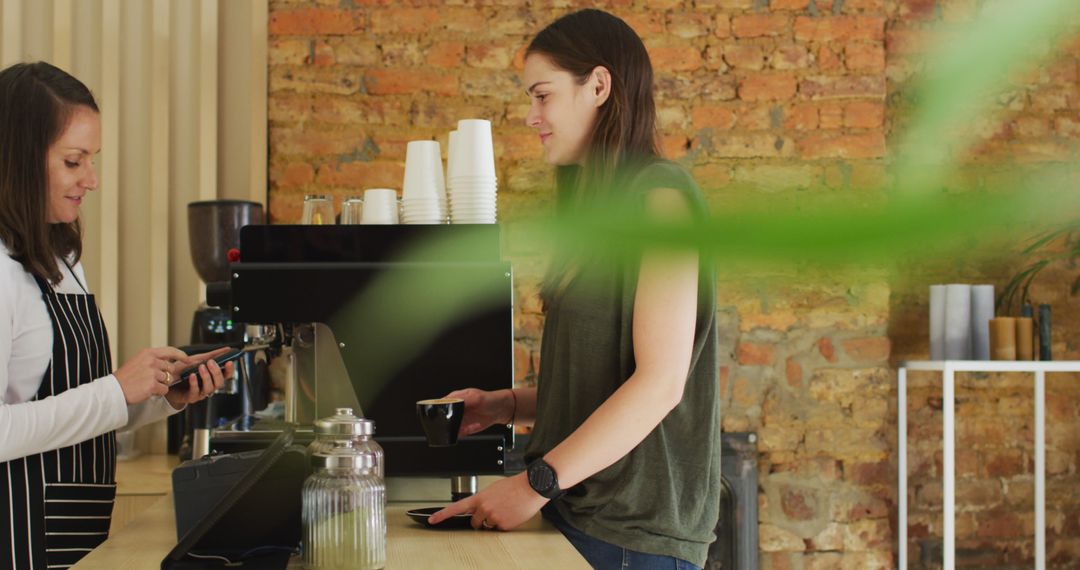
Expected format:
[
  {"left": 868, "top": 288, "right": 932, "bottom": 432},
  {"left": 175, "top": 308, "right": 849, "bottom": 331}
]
[
  {"left": 76, "top": 456, "right": 588, "bottom": 569},
  {"left": 75, "top": 495, "right": 589, "bottom": 569}
]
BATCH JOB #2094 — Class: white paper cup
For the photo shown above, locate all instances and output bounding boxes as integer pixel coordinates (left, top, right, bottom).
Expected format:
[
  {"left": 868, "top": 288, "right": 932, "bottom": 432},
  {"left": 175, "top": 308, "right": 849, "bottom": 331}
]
[
  {"left": 455, "top": 119, "right": 496, "bottom": 179},
  {"left": 403, "top": 140, "right": 447, "bottom": 202},
  {"left": 447, "top": 130, "right": 460, "bottom": 181},
  {"left": 360, "top": 188, "right": 400, "bottom": 224}
]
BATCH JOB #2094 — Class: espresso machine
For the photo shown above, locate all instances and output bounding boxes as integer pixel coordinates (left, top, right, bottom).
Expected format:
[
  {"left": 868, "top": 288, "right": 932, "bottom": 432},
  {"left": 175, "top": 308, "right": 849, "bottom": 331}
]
[
  {"left": 203, "top": 224, "right": 514, "bottom": 483},
  {"left": 171, "top": 200, "right": 273, "bottom": 459}
]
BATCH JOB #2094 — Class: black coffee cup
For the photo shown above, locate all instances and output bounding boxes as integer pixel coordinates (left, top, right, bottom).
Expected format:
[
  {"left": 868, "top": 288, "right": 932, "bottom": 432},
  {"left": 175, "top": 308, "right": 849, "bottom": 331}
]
[{"left": 416, "top": 398, "right": 465, "bottom": 447}]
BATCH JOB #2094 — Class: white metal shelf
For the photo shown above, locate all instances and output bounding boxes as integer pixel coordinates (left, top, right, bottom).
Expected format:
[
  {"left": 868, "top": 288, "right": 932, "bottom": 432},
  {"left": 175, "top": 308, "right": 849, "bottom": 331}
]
[{"left": 897, "top": 360, "right": 1080, "bottom": 570}]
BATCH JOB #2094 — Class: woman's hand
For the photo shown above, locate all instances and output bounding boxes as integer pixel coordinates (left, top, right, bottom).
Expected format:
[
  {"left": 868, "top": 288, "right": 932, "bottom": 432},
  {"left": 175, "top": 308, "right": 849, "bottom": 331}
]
[
  {"left": 428, "top": 473, "right": 547, "bottom": 531},
  {"left": 113, "top": 347, "right": 190, "bottom": 405},
  {"left": 445, "top": 388, "right": 514, "bottom": 437},
  {"left": 163, "top": 348, "right": 236, "bottom": 410},
  {"left": 113, "top": 346, "right": 234, "bottom": 408}
]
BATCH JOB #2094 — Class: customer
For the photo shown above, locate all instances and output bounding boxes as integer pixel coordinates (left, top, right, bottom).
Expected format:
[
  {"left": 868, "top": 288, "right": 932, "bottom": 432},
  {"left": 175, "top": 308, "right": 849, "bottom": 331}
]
[
  {"left": 431, "top": 9, "right": 720, "bottom": 570},
  {"left": 0, "top": 61, "right": 233, "bottom": 569}
]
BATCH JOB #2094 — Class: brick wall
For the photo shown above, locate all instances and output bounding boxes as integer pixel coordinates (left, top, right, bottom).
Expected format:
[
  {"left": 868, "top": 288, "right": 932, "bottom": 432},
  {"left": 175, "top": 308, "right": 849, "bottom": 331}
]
[{"left": 266, "top": 1, "right": 1080, "bottom": 568}]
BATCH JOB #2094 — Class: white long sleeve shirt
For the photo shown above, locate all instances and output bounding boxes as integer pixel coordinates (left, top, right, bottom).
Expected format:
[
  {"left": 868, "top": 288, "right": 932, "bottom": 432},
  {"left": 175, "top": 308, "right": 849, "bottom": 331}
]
[{"left": 0, "top": 241, "right": 179, "bottom": 463}]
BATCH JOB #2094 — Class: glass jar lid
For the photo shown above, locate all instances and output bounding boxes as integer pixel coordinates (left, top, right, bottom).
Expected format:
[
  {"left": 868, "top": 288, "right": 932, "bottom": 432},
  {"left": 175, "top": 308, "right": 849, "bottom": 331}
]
[
  {"left": 314, "top": 451, "right": 376, "bottom": 471},
  {"left": 313, "top": 408, "right": 375, "bottom": 436}
]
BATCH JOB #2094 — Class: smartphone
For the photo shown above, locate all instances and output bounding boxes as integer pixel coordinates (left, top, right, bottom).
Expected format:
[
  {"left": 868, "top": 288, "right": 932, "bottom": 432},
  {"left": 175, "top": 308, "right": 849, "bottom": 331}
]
[{"left": 169, "top": 348, "right": 245, "bottom": 389}]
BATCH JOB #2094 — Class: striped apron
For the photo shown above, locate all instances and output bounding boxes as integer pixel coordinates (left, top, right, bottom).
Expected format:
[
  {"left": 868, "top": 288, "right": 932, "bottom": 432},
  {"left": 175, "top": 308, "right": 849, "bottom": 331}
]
[{"left": 1, "top": 267, "right": 117, "bottom": 569}]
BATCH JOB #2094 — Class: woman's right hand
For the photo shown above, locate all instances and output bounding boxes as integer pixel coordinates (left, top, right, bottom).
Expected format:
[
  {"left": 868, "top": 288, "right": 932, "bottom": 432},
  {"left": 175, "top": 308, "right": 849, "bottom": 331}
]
[
  {"left": 445, "top": 388, "right": 515, "bottom": 438},
  {"left": 113, "top": 347, "right": 191, "bottom": 405}
]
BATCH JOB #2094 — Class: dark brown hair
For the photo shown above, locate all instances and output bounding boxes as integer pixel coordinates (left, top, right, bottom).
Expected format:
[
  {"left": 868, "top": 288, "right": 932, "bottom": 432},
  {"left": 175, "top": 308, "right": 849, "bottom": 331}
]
[
  {"left": 529, "top": 10, "right": 663, "bottom": 301},
  {"left": 527, "top": 8, "right": 661, "bottom": 206},
  {"left": 0, "top": 62, "right": 97, "bottom": 284}
]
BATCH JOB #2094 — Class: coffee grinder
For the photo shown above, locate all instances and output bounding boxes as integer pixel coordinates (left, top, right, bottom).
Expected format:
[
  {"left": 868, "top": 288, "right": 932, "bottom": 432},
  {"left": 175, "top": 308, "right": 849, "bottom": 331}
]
[{"left": 169, "top": 200, "right": 268, "bottom": 459}]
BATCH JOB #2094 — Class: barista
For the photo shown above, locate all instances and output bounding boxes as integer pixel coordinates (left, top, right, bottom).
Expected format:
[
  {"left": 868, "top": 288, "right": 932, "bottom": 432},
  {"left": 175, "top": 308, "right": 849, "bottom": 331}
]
[{"left": 0, "top": 61, "right": 234, "bottom": 569}]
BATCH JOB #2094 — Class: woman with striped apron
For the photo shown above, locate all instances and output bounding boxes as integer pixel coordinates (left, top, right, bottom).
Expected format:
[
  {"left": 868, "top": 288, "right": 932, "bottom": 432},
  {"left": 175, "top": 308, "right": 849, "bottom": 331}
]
[
  {"left": 0, "top": 62, "right": 234, "bottom": 569},
  {"left": 2, "top": 264, "right": 119, "bottom": 568}
]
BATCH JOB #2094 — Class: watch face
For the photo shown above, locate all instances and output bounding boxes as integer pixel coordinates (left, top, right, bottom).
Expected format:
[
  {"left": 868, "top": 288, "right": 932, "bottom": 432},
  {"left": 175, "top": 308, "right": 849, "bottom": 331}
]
[{"left": 529, "top": 462, "right": 554, "bottom": 492}]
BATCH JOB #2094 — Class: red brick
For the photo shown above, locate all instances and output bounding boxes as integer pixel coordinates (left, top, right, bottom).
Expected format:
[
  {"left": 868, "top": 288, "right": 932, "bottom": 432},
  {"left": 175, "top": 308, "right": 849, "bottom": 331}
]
[
  {"left": 818, "top": 337, "right": 837, "bottom": 362},
  {"left": 312, "top": 41, "right": 334, "bottom": 67},
  {"left": 817, "top": 46, "right": 842, "bottom": 72},
  {"left": 428, "top": 42, "right": 465, "bottom": 68},
  {"left": 660, "top": 134, "right": 694, "bottom": 160},
  {"left": 886, "top": 27, "right": 931, "bottom": 56},
  {"left": 1056, "top": 116, "right": 1080, "bottom": 137},
  {"left": 739, "top": 74, "right": 798, "bottom": 102},
  {"left": 771, "top": 0, "right": 809, "bottom": 9},
  {"left": 781, "top": 487, "right": 816, "bottom": 521},
  {"left": 650, "top": 46, "right": 704, "bottom": 72},
  {"left": 514, "top": 342, "right": 530, "bottom": 383},
  {"left": 799, "top": 76, "right": 886, "bottom": 99},
  {"left": 898, "top": 0, "right": 938, "bottom": 21},
  {"left": 845, "top": 42, "right": 886, "bottom": 72},
  {"left": 723, "top": 44, "right": 765, "bottom": 70},
  {"left": 819, "top": 103, "right": 844, "bottom": 129},
  {"left": 844, "top": 101, "right": 885, "bottom": 128},
  {"left": 770, "top": 44, "right": 811, "bottom": 70},
  {"left": 691, "top": 105, "right": 737, "bottom": 130},
  {"left": 692, "top": 164, "right": 732, "bottom": 190},
  {"left": 799, "top": 133, "right": 886, "bottom": 159},
  {"left": 622, "top": 12, "right": 664, "bottom": 36},
  {"left": 712, "top": 134, "right": 796, "bottom": 158},
  {"left": 667, "top": 12, "right": 711, "bottom": 39},
  {"left": 984, "top": 450, "right": 1026, "bottom": 477},
  {"left": 370, "top": 8, "right": 438, "bottom": 34},
  {"left": 466, "top": 43, "right": 515, "bottom": 69},
  {"left": 786, "top": 358, "right": 802, "bottom": 388},
  {"left": 714, "top": 14, "right": 731, "bottom": 39},
  {"left": 737, "top": 342, "right": 776, "bottom": 365},
  {"left": 365, "top": 69, "right": 457, "bottom": 96},
  {"left": 976, "top": 512, "right": 1030, "bottom": 539},
  {"left": 271, "top": 162, "right": 315, "bottom": 190},
  {"left": 732, "top": 14, "right": 789, "bottom": 38},
  {"left": 841, "top": 337, "right": 891, "bottom": 362},
  {"left": 269, "top": 8, "right": 364, "bottom": 36},
  {"left": 784, "top": 102, "right": 818, "bottom": 130},
  {"left": 269, "top": 39, "right": 310, "bottom": 66},
  {"left": 793, "top": 16, "right": 885, "bottom": 42},
  {"left": 316, "top": 161, "right": 402, "bottom": 188},
  {"left": 735, "top": 104, "right": 774, "bottom": 131}
]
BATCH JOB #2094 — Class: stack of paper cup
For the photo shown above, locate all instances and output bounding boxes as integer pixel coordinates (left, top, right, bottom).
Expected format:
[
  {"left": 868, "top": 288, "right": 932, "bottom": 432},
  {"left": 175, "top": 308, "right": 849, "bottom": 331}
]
[
  {"left": 448, "top": 119, "right": 497, "bottom": 224},
  {"left": 402, "top": 140, "right": 447, "bottom": 224}
]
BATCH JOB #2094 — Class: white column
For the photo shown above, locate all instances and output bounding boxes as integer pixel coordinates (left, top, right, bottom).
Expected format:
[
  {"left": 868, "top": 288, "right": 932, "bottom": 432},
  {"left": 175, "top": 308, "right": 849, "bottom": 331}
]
[
  {"left": 1035, "top": 369, "right": 1046, "bottom": 570},
  {"left": 899, "top": 366, "right": 908, "bottom": 569},
  {"left": 943, "top": 365, "right": 955, "bottom": 570}
]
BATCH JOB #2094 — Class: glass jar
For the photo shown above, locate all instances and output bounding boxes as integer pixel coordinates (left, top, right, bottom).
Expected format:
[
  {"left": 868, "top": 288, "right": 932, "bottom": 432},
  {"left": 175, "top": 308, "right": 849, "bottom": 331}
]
[
  {"left": 309, "top": 408, "right": 385, "bottom": 478},
  {"left": 302, "top": 452, "right": 386, "bottom": 570}
]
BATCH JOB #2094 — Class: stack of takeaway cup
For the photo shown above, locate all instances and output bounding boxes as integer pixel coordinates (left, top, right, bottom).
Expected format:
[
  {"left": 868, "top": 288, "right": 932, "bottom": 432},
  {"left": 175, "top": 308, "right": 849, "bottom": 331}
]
[
  {"left": 447, "top": 119, "right": 497, "bottom": 224},
  {"left": 401, "top": 140, "right": 448, "bottom": 224}
]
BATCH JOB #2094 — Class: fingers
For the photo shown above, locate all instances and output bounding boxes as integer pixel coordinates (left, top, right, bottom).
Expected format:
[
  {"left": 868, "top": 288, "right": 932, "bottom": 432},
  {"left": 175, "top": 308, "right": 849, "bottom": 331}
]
[
  {"left": 460, "top": 422, "right": 482, "bottom": 437},
  {"left": 184, "top": 346, "right": 231, "bottom": 364},
  {"left": 428, "top": 496, "right": 473, "bottom": 525},
  {"left": 444, "top": 389, "right": 470, "bottom": 400},
  {"left": 151, "top": 347, "right": 190, "bottom": 362}
]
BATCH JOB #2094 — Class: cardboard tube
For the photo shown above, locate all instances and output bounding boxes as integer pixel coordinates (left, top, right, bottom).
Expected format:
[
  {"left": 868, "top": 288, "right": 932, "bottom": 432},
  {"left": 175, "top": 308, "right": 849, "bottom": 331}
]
[
  {"left": 989, "top": 317, "right": 1017, "bottom": 361},
  {"left": 1015, "top": 317, "right": 1034, "bottom": 361}
]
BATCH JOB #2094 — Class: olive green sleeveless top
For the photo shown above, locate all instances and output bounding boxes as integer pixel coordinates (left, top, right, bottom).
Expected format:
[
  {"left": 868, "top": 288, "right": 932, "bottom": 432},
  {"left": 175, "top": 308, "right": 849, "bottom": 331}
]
[{"left": 525, "top": 161, "right": 721, "bottom": 567}]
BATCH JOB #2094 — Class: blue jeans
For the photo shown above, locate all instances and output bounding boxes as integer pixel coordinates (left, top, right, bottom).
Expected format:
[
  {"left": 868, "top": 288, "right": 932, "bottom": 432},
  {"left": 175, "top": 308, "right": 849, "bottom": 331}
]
[{"left": 542, "top": 505, "right": 701, "bottom": 570}]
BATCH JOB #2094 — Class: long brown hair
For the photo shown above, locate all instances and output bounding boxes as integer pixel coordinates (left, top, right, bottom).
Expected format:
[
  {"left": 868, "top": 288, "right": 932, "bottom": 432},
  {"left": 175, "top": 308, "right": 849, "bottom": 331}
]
[
  {"left": 528, "top": 10, "right": 663, "bottom": 301},
  {"left": 0, "top": 62, "right": 97, "bottom": 284},
  {"left": 527, "top": 8, "right": 661, "bottom": 207}
]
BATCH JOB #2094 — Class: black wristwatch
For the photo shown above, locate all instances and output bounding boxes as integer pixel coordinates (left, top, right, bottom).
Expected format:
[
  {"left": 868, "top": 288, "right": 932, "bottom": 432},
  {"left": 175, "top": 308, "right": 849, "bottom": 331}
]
[{"left": 527, "top": 458, "right": 564, "bottom": 500}]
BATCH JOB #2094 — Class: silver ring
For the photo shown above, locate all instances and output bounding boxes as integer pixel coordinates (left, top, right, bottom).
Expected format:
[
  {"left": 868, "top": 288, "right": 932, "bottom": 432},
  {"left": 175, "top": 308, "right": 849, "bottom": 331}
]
[
  {"left": 164, "top": 370, "right": 171, "bottom": 385},
  {"left": 481, "top": 519, "right": 493, "bottom": 529}
]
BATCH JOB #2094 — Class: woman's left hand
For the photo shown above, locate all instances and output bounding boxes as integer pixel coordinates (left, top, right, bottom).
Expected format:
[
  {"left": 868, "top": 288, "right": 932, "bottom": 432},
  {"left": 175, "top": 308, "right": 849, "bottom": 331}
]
[
  {"left": 428, "top": 472, "right": 548, "bottom": 531},
  {"left": 163, "top": 349, "right": 235, "bottom": 410}
]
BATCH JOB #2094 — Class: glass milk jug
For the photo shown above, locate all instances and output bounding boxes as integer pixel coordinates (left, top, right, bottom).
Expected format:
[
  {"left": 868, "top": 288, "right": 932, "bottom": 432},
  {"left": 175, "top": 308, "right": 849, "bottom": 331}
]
[
  {"left": 302, "top": 451, "right": 386, "bottom": 570},
  {"left": 309, "top": 408, "right": 384, "bottom": 478}
]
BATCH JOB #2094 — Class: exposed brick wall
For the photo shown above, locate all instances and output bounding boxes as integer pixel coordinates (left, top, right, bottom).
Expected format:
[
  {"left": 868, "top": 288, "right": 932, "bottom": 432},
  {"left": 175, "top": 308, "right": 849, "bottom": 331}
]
[{"left": 266, "top": 1, "right": 1079, "bottom": 568}]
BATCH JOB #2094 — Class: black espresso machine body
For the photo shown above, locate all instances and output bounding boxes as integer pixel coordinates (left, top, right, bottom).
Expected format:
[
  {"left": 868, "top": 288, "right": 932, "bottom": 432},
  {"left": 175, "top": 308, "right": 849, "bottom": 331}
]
[{"left": 208, "top": 224, "right": 514, "bottom": 477}]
